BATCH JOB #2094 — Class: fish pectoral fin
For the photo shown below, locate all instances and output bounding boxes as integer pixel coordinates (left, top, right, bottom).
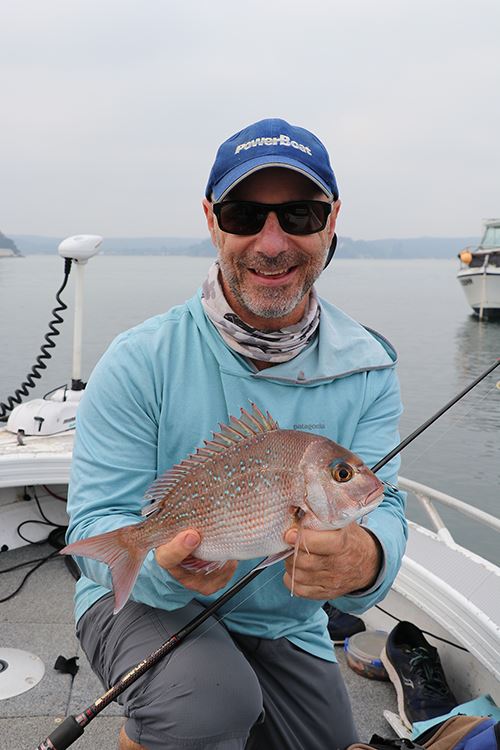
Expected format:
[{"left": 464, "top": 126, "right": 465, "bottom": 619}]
[
  {"left": 255, "top": 548, "right": 294, "bottom": 571},
  {"left": 180, "top": 555, "right": 227, "bottom": 575}
]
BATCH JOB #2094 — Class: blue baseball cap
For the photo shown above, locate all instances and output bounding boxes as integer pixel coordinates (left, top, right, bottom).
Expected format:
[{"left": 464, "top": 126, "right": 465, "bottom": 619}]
[{"left": 205, "top": 118, "right": 339, "bottom": 202}]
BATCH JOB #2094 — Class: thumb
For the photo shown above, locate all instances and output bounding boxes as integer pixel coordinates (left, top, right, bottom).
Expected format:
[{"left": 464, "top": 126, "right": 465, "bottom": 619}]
[
  {"left": 285, "top": 528, "right": 299, "bottom": 546},
  {"left": 155, "top": 529, "right": 201, "bottom": 570}
]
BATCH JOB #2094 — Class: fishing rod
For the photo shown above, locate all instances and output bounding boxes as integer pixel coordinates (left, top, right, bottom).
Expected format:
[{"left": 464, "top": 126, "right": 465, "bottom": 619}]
[
  {"left": 36, "top": 358, "right": 500, "bottom": 750},
  {"left": 371, "top": 357, "right": 500, "bottom": 473}
]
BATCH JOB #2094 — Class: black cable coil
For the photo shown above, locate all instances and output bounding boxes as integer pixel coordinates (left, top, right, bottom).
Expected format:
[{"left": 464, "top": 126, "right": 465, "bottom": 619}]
[{"left": 0, "top": 257, "right": 73, "bottom": 421}]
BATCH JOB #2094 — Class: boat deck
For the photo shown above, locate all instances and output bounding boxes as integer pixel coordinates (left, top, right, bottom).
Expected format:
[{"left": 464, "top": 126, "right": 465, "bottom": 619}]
[{"left": 0, "top": 540, "right": 398, "bottom": 750}]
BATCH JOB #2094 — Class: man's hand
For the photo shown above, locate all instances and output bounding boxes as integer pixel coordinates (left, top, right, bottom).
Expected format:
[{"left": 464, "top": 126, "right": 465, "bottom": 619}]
[
  {"left": 283, "top": 523, "right": 382, "bottom": 600},
  {"left": 155, "top": 530, "right": 238, "bottom": 596}
]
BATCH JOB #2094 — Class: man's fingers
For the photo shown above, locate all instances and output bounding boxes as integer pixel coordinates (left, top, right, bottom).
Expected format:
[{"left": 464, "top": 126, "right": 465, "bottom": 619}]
[
  {"left": 171, "top": 560, "right": 238, "bottom": 595},
  {"left": 284, "top": 526, "right": 348, "bottom": 556},
  {"left": 154, "top": 531, "right": 239, "bottom": 595},
  {"left": 284, "top": 554, "right": 329, "bottom": 579},
  {"left": 154, "top": 529, "right": 201, "bottom": 570},
  {"left": 282, "top": 571, "right": 330, "bottom": 600},
  {"left": 284, "top": 557, "right": 327, "bottom": 579}
]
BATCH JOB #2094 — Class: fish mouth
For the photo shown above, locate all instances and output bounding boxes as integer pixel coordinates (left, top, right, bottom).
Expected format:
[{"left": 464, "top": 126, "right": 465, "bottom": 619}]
[{"left": 365, "top": 487, "right": 385, "bottom": 506}]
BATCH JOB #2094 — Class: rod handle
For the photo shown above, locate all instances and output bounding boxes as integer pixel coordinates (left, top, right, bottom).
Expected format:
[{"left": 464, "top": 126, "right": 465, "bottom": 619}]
[{"left": 36, "top": 715, "right": 84, "bottom": 749}]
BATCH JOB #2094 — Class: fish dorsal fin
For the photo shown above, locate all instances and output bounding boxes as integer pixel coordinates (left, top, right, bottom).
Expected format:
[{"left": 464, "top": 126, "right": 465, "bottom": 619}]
[{"left": 142, "top": 403, "right": 279, "bottom": 515}]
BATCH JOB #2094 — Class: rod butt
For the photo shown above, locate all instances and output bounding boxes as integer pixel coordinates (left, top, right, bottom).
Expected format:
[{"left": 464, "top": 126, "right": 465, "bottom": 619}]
[{"left": 36, "top": 715, "right": 84, "bottom": 749}]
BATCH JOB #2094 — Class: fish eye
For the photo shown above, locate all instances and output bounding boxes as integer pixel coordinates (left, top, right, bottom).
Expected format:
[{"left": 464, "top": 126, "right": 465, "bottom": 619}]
[{"left": 331, "top": 463, "right": 354, "bottom": 483}]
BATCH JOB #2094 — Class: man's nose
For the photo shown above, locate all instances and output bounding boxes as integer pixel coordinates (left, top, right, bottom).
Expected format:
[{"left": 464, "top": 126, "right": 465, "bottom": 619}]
[{"left": 254, "top": 211, "right": 289, "bottom": 256}]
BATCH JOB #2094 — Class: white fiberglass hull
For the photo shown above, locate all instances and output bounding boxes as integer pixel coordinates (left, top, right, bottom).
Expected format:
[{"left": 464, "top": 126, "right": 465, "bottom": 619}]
[{"left": 457, "top": 266, "right": 500, "bottom": 318}]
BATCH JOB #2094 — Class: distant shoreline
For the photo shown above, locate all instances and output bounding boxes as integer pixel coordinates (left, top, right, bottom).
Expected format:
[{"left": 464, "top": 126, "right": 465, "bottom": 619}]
[
  {"left": 1, "top": 252, "right": 468, "bottom": 260},
  {"left": 8, "top": 234, "right": 480, "bottom": 260}
]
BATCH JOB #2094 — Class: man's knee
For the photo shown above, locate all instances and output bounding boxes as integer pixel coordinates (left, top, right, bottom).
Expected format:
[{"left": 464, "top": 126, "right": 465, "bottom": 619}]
[
  {"left": 78, "top": 598, "right": 262, "bottom": 747},
  {"left": 123, "top": 639, "right": 263, "bottom": 748},
  {"left": 119, "top": 725, "right": 146, "bottom": 749}
]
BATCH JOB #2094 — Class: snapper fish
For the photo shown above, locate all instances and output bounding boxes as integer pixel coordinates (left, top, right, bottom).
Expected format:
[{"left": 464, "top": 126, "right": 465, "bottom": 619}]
[{"left": 61, "top": 404, "right": 384, "bottom": 613}]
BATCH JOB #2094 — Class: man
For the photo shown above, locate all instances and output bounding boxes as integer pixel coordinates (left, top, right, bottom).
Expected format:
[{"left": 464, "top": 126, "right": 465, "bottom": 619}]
[{"left": 67, "top": 118, "right": 407, "bottom": 750}]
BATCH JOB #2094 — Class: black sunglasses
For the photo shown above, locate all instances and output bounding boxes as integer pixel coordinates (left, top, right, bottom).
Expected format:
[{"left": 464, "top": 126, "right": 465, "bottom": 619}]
[{"left": 212, "top": 200, "right": 332, "bottom": 236}]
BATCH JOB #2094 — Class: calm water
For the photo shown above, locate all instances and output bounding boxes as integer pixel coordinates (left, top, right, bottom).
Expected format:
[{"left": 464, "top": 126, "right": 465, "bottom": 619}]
[{"left": 1, "top": 255, "right": 499, "bottom": 562}]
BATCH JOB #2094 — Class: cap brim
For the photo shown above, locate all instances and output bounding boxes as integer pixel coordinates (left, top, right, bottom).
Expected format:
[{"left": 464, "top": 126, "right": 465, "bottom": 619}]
[{"left": 210, "top": 156, "right": 334, "bottom": 201}]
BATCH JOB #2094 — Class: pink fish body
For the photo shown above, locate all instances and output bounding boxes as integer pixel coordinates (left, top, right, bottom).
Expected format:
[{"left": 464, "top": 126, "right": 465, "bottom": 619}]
[{"left": 62, "top": 404, "right": 384, "bottom": 612}]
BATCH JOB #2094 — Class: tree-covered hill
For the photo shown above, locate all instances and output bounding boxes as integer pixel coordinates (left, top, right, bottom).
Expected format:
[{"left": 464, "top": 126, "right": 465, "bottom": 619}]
[{"left": 0, "top": 230, "right": 22, "bottom": 256}]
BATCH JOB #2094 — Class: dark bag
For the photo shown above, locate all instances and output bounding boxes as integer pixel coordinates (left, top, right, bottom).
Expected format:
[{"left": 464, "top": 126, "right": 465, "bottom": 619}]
[{"left": 348, "top": 716, "right": 500, "bottom": 750}]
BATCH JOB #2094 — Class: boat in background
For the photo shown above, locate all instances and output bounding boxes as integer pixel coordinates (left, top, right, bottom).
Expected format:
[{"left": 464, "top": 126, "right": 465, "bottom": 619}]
[{"left": 457, "top": 219, "right": 500, "bottom": 320}]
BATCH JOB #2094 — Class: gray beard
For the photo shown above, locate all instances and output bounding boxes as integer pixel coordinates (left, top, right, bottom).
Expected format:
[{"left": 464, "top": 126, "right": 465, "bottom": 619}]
[
  {"left": 221, "top": 269, "right": 312, "bottom": 319},
  {"left": 218, "top": 247, "right": 328, "bottom": 320},
  {"left": 200, "top": 261, "right": 322, "bottom": 363}
]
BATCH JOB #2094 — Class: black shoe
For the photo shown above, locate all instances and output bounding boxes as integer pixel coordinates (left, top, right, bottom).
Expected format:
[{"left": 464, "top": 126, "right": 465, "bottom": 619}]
[
  {"left": 381, "top": 621, "right": 458, "bottom": 727},
  {"left": 323, "top": 604, "right": 366, "bottom": 644}
]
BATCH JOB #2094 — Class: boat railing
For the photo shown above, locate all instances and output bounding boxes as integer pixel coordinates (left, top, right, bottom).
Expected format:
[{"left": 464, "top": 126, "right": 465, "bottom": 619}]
[
  {"left": 395, "top": 477, "right": 500, "bottom": 685},
  {"left": 398, "top": 475, "right": 500, "bottom": 546}
]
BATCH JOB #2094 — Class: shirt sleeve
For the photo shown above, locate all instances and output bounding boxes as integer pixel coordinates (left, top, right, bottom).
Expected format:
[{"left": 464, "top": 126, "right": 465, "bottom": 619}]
[
  {"left": 330, "top": 366, "right": 408, "bottom": 614},
  {"left": 66, "top": 330, "right": 194, "bottom": 611}
]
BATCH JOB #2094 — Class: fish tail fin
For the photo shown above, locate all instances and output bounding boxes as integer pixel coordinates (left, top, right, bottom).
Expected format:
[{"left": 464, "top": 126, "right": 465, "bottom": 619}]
[{"left": 61, "top": 527, "right": 149, "bottom": 614}]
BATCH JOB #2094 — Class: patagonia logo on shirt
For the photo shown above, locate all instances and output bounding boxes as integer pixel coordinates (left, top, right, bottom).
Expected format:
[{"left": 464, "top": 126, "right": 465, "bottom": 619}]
[
  {"left": 234, "top": 134, "right": 313, "bottom": 156},
  {"left": 293, "top": 422, "right": 326, "bottom": 432}
]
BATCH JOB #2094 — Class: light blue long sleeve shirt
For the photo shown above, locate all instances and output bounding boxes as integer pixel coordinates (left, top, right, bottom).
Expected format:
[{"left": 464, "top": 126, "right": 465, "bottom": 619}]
[{"left": 66, "top": 290, "right": 407, "bottom": 662}]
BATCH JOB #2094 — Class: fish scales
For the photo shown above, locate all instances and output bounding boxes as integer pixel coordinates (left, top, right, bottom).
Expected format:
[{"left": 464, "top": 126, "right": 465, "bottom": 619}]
[
  {"left": 141, "top": 429, "right": 315, "bottom": 560},
  {"left": 61, "top": 404, "right": 384, "bottom": 613}
]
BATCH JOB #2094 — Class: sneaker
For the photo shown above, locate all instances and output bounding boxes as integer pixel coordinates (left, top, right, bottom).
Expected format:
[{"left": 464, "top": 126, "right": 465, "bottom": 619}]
[
  {"left": 381, "top": 621, "right": 458, "bottom": 727},
  {"left": 323, "top": 604, "right": 366, "bottom": 644}
]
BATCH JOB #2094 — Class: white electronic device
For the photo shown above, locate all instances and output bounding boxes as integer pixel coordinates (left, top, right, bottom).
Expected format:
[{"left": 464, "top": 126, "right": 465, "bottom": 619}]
[
  {"left": 6, "top": 235, "right": 103, "bottom": 436},
  {"left": 6, "top": 388, "right": 85, "bottom": 436},
  {"left": 58, "top": 234, "right": 102, "bottom": 263}
]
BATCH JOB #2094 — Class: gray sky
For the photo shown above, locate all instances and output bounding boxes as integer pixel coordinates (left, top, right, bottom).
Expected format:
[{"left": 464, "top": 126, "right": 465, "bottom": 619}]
[{"left": 1, "top": 0, "right": 499, "bottom": 240}]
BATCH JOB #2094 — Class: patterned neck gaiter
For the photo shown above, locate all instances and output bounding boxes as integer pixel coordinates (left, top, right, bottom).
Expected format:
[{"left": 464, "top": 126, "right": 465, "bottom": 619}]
[{"left": 201, "top": 261, "right": 320, "bottom": 363}]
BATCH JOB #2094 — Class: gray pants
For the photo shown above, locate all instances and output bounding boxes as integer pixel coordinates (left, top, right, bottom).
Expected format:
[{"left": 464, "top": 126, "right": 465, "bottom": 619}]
[{"left": 76, "top": 594, "right": 359, "bottom": 750}]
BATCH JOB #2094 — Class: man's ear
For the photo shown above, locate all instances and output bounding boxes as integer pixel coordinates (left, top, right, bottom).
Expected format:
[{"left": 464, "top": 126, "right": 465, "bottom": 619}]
[
  {"left": 202, "top": 198, "right": 218, "bottom": 248},
  {"left": 323, "top": 235, "right": 337, "bottom": 269},
  {"left": 329, "top": 199, "right": 341, "bottom": 242}
]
